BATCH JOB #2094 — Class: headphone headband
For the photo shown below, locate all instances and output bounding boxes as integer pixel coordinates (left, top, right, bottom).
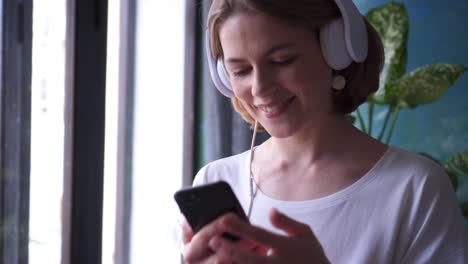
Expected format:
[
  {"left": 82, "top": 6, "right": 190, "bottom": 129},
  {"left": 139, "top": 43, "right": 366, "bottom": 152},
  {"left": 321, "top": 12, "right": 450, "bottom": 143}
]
[{"left": 334, "top": 0, "right": 368, "bottom": 62}]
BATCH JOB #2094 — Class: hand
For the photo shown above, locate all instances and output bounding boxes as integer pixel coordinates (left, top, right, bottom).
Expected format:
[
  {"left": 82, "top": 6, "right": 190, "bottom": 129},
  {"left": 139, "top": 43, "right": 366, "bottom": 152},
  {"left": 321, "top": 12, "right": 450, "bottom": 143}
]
[
  {"left": 181, "top": 219, "right": 194, "bottom": 245},
  {"left": 208, "top": 208, "right": 330, "bottom": 264},
  {"left": 182, "top": 216, "right": 231, "bottom": 264},
  {"left": 182, "top": 216, "right": 258, "bottom": 264}
]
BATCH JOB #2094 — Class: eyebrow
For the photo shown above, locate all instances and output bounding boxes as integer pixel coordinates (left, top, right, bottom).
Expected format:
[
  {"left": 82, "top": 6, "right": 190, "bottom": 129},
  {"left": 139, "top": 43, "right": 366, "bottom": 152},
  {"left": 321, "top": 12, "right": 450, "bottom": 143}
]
[{"left": 225, "top": 43, "right": 296, "bottom": 64}]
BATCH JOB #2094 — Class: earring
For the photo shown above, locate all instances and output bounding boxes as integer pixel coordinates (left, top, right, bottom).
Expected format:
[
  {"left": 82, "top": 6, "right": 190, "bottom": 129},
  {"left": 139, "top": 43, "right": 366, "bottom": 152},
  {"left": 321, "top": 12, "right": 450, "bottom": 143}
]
[{"left": 332, "top": 75, "right": 346, "bottom": 90}]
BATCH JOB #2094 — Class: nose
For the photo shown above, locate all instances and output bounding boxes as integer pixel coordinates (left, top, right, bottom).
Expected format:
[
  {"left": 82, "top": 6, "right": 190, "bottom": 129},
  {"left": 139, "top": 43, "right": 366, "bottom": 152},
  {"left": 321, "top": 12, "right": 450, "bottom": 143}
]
[{"left": 251, "top": 67, "right": 273, "bottom": 97}]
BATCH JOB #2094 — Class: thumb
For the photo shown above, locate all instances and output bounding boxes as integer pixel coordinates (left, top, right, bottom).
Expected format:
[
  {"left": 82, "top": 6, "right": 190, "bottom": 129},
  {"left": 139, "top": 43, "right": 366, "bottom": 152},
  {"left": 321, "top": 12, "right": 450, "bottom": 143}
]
[
  {"left": 181, "top": 219, "right": 194, "bottom": 244},
  {"left": 269, "top": 208, "right": 312, "bottom": 237}
]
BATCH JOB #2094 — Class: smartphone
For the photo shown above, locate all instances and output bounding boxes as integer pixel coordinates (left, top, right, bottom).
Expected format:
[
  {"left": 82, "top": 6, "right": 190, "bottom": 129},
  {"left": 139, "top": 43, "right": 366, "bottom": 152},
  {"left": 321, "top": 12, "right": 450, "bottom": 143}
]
[{"left": 174, "top": 180, "right": 248, "bottom": 240}]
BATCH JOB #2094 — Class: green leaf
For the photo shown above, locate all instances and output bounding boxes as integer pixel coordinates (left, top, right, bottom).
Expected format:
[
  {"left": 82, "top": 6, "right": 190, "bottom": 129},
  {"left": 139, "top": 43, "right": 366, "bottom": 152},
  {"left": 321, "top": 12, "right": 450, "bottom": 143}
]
[
  {"left": 443, "top": 151, "right": 468, "bottom": 177},
  {"left": 460, "top": 202, "right": 468, "bottom": 218},
  {"left": 384, "top": 64, "right": 466, "bottom": 108},
  {"left": 345, "top": 114, "right": 356, "bottom": 124},
  {"left": 366, "top": 2, "right": 408, "bottom": 103},
  {"left": 443, "top": 151, "right": 468, "bottom": 192}
]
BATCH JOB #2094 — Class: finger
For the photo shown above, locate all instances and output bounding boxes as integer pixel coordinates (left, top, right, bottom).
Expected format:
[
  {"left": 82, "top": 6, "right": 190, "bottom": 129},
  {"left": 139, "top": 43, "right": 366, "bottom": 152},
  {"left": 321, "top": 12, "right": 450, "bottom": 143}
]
[
  {"left": 209, "top": 234, "right": 270, "bottom": 256},
  {"left": 183, "top": 252, "right": 217, "bottom": 264},
  {"left": 210, "top": 236, "right": 270, "bottom": 264},
  {"left": 239, "top": 238, "right": 268, "bottom": 253},
  {"left": 183, "top": 217, "right": 225, "bottom": 262},
  {"left": 182, "top": 219, "right": 194, "bottom": 244},
  {"left": 219, "top": 214, "right": 285, "bottom": 249},
  {"left": 269, "top": 208, "right": 313, "bottom": 237},
  {"left": 200, "top": 254, "right": 218, "bottom": 264}
]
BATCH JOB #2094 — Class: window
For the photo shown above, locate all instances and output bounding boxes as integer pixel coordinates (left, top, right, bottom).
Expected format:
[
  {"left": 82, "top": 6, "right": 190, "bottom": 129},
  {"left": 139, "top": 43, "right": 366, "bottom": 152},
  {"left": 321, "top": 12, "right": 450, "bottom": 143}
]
[
  {"left": 1, "top": 0, "right": 32, "bottom": 263},
  {"left": 2, "top": 0, "right": 189, "bottom": 263},
  {"left": 129, "top": 1, "right": 186, "bottom": 263}
]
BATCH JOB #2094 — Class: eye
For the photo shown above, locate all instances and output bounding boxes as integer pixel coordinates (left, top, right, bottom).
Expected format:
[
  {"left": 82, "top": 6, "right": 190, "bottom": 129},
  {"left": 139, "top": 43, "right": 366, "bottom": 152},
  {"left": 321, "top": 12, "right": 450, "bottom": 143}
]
[
  {"left": 271, "top": 56, "right": 297, "bottom": 66},
  {"left": 231, "top": 67, "right": 251, "bottom": 77}
]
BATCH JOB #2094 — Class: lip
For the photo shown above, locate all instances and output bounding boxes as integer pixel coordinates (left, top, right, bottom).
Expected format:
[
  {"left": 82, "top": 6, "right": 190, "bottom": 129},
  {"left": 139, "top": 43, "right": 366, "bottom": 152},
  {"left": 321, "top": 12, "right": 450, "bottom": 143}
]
[{"left": 255, "top": 97, "right": 295, "bottom": 118}]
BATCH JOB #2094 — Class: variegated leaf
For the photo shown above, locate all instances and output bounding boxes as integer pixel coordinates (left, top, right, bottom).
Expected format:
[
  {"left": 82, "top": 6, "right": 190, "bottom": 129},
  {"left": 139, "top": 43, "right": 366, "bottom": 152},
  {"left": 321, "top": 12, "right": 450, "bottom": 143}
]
[
  {"left": 444, "top": 151, "right": 468, "bottom": 177},
  {"left": 366, "top": 2, "right": 408, "bottom": 103},
  {"left": 385, "top": 64, "right": 466, "bottom": 108}
]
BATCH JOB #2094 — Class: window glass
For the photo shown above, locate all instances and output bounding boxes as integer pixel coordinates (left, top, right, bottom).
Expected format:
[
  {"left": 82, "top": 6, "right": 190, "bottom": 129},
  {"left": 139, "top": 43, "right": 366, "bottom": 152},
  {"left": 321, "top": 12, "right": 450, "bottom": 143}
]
[
  {"left": 130, "top": 1, "right": 186, "bottom": 263},
  {"left": 102, "top": 0, "right": 119, "bottom": 263},
  {"left": 29, "top": 0, "right": 66, "bottom": 263}
]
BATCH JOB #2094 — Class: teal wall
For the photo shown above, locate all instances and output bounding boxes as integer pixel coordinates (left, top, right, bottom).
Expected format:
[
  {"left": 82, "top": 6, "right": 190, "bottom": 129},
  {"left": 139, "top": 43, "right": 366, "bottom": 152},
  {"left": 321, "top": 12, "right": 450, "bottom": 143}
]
[{"left": 355, "top": 0, "right": 468, "bottom": 200}]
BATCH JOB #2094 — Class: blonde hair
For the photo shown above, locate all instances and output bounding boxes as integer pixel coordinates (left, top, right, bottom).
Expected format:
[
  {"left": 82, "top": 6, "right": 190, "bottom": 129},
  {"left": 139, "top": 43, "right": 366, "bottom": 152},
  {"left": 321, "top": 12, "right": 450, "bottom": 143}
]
[{"left": 208, "top": 0, "right": 384, "bottom": 130}]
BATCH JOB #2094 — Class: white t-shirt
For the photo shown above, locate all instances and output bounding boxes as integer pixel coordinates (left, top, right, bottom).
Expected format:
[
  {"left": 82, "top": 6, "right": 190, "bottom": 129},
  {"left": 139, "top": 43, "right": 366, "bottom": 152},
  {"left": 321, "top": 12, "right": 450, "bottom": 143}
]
[{"left": 192, "top": 146, "right": 468, "bottom": 263}]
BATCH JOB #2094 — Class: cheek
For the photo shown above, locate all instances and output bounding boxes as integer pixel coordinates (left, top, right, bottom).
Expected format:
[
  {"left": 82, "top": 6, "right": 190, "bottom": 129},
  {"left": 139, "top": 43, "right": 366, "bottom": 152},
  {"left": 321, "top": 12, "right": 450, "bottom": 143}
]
[
  {"left": 232, "top": 81, "right": 252, "bottom": 102},
  {"left": 293, "top": 64, "right": 332, "bottom": 95},
  {"left": 233, "top": 96, "right": 258, "bottom": 123},
  {"left": 293, "top": 52, "right": 332, "bottom": 85},
  {"left": 232, "top": 85, "right": 257, "bottom": 114}
]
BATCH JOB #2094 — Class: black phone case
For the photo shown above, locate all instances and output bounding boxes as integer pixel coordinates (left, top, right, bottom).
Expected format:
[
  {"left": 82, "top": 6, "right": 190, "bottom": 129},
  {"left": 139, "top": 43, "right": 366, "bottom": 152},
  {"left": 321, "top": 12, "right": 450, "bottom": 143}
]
[{"left": 174, "top": 181, "right": 248, "bottom": 233}]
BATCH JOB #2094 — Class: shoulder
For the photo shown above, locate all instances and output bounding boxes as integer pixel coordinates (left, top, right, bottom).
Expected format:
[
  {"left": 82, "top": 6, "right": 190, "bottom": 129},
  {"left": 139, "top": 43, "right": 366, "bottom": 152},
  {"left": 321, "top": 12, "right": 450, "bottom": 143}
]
[
  {"left": 382, "top": 147, "right": 468, "bottom": 262},
  {"left": 378, "top": 146, "right": 450, "bottom": 190},
  {"left": 387, "top": 146, "right": 443, "bottom": 173},
  {"left": 192, "top": 150, "right": 250, "bottom": 187},
  {"left": 378, "top": 146, "right": 458, "bottom": 213},
  {"left": 383, "top": 146, "right": 458, "bottom": 218}
]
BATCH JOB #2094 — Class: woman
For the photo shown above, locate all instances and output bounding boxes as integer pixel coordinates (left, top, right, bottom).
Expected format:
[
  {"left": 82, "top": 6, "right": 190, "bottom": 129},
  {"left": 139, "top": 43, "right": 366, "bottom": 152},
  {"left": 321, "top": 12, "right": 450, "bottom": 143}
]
[{"left": 180, "top": 0, "right": 467, "bottom": 263}]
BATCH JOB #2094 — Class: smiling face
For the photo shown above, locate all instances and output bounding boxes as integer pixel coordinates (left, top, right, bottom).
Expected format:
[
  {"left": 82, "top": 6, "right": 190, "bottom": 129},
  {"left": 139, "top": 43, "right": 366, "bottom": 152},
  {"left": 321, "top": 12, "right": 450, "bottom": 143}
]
[{"left": 219, "top": 13, "right": 335, "bottom": 138}]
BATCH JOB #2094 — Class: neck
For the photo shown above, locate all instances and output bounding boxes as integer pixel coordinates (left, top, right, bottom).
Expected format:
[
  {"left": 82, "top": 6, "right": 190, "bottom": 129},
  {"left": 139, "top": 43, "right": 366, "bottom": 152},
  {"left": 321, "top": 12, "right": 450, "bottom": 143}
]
[{"left": 262, "top": 114, "right": 366, "bottom": 166}]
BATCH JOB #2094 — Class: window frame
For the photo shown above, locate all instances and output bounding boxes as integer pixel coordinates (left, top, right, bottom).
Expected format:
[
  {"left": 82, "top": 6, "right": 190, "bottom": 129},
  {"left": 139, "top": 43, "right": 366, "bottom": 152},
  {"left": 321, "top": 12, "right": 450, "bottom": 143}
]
[
  {"left": 62, "top": 0, "right": 108, "bottom": 263},
  {"left": 0, "top": 0, "right": 32, "bottom": 263},
  {"left": 1, "top": 0, "right": 198, "bottom": 263},
  {"left": 113, "top": 0, "right": 136, "bottom": 263}
]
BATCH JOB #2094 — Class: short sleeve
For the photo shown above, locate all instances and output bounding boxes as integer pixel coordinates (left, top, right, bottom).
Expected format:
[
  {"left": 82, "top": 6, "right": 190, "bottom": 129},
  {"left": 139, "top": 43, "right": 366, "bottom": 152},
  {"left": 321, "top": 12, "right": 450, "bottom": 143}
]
[
  {"left": 193, "top": 163, "right": 210, "bottom": 186},
  {"left": 400, "top": 164, "right": 468, "bottom": 263}
]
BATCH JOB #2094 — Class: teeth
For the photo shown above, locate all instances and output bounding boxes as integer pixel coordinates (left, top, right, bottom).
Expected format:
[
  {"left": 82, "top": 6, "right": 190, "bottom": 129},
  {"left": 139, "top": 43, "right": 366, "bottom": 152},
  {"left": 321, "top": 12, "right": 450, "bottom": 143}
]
[
  {"left": 265, "top": 105, "right": 281, "bottom": 112},
  {"left": 259, "top": 101, "right": 286, "bottom": 113}
]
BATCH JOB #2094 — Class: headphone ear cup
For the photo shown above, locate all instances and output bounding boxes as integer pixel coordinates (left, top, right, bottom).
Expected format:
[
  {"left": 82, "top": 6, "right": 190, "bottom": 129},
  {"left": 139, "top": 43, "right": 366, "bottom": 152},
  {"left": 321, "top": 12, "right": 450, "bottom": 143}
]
[
  {"left": 216, "top": 59, "right": 232, "bottom": 92},
  {"left": 320, "top": 18, "right": 353, "bottom": 70},
  {"left": 205, "top": 32, "right": 234, "bottom": 97}
]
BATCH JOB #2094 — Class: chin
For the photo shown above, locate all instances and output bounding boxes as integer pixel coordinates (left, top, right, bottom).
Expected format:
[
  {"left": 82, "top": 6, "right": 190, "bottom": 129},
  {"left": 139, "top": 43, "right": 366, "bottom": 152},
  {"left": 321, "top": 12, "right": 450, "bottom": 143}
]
[{"left": 262, "top": 123, "right": 299, "bottom": 139}]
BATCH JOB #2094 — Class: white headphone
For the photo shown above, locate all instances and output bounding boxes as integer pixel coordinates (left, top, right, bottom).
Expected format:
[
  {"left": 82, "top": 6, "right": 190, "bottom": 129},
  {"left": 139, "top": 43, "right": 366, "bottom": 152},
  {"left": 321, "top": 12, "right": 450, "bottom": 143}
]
[{"left": 206, "top": 0, "right": 368, "bottom": 97}]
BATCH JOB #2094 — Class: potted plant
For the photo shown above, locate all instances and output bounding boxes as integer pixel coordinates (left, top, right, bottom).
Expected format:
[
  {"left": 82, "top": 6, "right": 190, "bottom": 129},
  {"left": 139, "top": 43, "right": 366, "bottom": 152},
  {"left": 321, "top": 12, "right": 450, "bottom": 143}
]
[{"left": 353, "top": 2, "right": 468, "bottom": 216}]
